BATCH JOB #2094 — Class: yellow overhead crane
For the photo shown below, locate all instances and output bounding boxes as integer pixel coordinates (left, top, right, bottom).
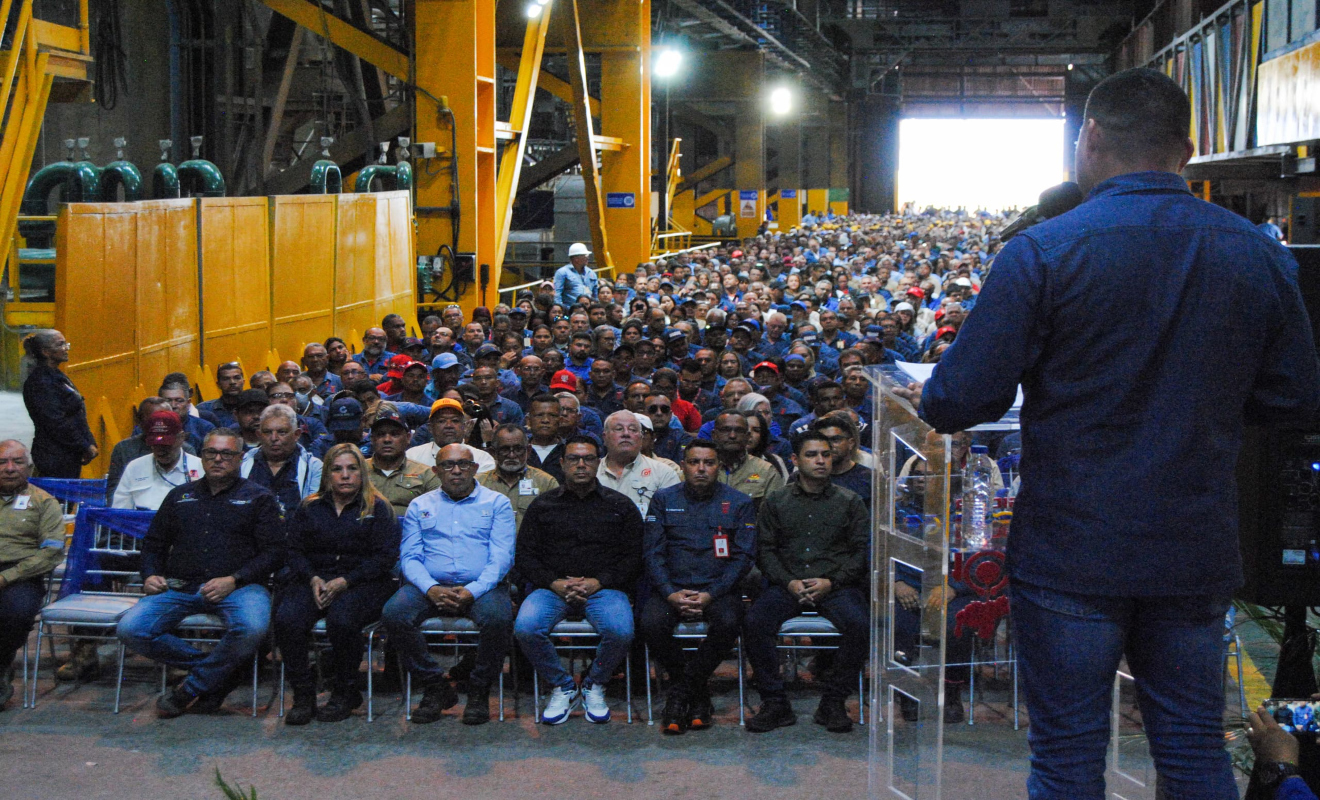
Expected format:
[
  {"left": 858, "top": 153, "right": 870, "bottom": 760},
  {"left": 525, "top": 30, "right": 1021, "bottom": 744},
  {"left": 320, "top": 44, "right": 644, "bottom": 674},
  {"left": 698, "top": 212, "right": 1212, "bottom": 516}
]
[{"left": 260, "top": 0, "right": 651, "bottom": 318}]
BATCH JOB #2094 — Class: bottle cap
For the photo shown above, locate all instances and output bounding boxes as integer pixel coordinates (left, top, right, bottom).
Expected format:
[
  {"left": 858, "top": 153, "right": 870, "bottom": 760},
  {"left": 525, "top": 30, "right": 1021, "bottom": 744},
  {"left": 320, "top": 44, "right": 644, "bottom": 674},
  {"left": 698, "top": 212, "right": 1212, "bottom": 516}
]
[{"left": 971, "top": 444, "right": 989, "bottom": 454}]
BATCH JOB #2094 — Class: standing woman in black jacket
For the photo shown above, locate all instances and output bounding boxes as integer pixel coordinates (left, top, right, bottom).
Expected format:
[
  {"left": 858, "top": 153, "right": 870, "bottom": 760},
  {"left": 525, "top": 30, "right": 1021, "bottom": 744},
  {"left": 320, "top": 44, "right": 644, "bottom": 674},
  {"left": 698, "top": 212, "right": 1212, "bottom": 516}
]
[
  {"left": 274, "top": 442, "right": 400, "bottom": 725},
  {"left": 21, "top": 329, "right": 97, "bottom": 478}
]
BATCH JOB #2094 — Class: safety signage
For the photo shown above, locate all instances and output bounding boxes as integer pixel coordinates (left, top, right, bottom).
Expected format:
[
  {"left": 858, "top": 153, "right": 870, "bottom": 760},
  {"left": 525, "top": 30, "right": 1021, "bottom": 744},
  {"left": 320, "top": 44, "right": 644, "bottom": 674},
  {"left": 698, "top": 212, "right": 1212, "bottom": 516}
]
[
  {"left": 781, "top": 189, "right": 797, "bottom": 198},
  {"left": 739, "top": 190, "right": 758, "bottom": 218},
  {"left": 606, "top": 192, "right": 635, "bottom": 209}
]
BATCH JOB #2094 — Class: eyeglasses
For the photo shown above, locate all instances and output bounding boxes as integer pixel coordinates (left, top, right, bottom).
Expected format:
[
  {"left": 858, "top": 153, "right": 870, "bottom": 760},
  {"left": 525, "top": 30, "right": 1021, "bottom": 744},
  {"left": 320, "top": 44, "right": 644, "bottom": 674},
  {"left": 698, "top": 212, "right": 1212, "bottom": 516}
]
[
  {"left": 647, "top": 404, "right": 671, "bottom": 413},
  {"left": 562, "top": 454, "right": 598, "bottom": 464},
  {"left": 200, "top": 448, "right": 243, "bottom": 461},
  {"left": 437, "top": 460, "right": 477, "bottom": 471}
]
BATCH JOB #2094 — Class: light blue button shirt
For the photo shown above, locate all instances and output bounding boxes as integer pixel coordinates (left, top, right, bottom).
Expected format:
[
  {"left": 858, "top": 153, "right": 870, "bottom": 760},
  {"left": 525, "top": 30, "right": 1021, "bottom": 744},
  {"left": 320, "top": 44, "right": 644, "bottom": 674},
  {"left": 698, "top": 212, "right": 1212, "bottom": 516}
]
[
  {"left": 554, "top": 262, "right": 598, "bottom": 307},
  {"left": 400, "top": 483, "right": 515, "bottom": 599}
]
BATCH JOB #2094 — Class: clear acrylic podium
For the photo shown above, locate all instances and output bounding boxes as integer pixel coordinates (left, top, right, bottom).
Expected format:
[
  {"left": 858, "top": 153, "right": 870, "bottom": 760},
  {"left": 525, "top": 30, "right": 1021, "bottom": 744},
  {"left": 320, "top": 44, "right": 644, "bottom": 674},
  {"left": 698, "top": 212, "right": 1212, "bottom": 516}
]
[{"left": 867, "top": 366, "right": 1159, "bottom": 799}]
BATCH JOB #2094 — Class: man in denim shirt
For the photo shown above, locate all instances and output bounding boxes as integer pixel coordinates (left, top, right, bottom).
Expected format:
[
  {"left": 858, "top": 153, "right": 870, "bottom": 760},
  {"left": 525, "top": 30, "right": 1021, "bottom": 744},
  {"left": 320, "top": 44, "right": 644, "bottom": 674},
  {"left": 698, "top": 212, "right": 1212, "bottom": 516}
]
[{"left": 900, "top": 69, "right": 1320, "bottom": 800}]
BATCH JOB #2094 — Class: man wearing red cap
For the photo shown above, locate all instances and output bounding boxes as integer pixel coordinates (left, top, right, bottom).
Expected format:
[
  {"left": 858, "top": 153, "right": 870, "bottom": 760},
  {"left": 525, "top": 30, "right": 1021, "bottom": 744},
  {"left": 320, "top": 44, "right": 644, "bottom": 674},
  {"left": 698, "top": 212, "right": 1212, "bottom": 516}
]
[
  {"left": 549, "top": 371, "right": 602, "bottom": 439},
  {"left": 112, "top": 410, "right": 203, "bottom": 511}
]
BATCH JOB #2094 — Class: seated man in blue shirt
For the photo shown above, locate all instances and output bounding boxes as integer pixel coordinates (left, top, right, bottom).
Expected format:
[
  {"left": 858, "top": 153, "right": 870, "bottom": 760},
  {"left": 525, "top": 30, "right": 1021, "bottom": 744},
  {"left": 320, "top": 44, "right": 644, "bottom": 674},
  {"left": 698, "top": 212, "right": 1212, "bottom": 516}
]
[
  {"left": 352, "top": 328, "right": 395, "bottom": 382},
  {"left": 381, "top": 442, "right": 516, "bottom": 726},
  {"left": 642, "top": 440, "right": 755, "bottom": 734}
]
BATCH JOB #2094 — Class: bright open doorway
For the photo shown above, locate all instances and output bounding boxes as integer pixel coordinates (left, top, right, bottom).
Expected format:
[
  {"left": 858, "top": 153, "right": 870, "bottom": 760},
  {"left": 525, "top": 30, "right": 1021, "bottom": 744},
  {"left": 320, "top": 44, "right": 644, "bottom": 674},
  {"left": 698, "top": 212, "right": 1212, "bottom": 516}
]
[{"left": 897, "top": 118, "right": 1068, "bottom": 212}]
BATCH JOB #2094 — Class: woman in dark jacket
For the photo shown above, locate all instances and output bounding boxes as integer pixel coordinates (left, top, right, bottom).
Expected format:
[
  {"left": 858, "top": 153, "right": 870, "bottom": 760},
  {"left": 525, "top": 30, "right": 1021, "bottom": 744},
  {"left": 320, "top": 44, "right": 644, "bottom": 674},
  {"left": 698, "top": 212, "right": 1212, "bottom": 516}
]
[
  {"left": 274, "top": 442, "right": 400, "bottom": 725},
  {"left": 21, "top": 329, "right": 96, "bottom": 477}
]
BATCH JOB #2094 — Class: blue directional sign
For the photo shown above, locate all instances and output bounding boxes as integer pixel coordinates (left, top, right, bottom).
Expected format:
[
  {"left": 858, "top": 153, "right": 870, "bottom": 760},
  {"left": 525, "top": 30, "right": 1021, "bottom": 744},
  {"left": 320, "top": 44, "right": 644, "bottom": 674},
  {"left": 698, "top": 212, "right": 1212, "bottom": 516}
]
[{"left": 606, "top": 192, "right": 636, "bottom": 209}]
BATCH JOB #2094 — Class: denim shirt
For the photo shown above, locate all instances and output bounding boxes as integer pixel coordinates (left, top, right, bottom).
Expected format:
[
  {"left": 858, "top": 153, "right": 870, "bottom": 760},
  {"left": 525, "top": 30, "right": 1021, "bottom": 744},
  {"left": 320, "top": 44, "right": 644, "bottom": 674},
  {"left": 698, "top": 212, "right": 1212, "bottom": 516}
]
[{"left": 921, "top": 171, "right": 1320, "bottom": 597}]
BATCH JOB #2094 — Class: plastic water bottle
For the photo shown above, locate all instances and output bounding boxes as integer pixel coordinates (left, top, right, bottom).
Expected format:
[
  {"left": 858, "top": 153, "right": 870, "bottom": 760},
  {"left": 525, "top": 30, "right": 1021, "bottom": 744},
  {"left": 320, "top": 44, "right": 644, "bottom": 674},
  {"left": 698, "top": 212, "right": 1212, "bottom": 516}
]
[{"left": 960, "top": 444, "right": 995, "bottom": 551}]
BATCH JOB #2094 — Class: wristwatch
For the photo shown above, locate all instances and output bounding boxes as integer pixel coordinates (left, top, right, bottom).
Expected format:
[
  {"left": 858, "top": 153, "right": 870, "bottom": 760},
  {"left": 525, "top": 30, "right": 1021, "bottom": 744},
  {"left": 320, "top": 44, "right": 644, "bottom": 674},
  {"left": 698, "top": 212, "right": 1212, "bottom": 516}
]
[{"left": 1257, "top": 760, "right": 1301, "bottom": 791}]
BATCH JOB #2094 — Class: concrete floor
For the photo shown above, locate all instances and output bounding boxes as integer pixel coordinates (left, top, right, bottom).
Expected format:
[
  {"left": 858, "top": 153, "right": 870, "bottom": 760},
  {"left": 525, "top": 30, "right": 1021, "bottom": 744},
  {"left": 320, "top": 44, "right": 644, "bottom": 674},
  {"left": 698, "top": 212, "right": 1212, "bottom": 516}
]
[{"left": 0, "top": 391, "right": 1263, "bottom": 799}]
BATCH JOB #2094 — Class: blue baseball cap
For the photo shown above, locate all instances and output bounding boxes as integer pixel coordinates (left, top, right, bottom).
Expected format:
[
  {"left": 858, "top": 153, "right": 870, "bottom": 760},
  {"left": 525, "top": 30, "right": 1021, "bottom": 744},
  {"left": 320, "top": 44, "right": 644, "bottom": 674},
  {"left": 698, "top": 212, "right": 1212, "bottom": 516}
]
[
  {"left": 326, "top": 397, "right": 364, "bottom": 432},
  {"left": 430, "top": 353, "right": 459, "bottom": 370}
]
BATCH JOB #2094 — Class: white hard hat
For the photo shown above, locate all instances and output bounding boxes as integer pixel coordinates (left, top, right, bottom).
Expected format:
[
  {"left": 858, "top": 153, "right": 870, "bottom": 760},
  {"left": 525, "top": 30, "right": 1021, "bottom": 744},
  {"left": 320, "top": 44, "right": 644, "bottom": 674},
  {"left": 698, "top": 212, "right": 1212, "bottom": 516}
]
[{"left": 568, "top": 242, "right": 592, "bottom": 258}]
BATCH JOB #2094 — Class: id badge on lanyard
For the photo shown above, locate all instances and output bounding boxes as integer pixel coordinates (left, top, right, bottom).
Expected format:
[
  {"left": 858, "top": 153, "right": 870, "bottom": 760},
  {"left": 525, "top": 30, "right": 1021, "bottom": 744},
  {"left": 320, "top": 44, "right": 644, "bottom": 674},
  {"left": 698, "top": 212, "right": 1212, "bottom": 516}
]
[{"left": 713, "top": 527, "right": 730, "bottom": 559}]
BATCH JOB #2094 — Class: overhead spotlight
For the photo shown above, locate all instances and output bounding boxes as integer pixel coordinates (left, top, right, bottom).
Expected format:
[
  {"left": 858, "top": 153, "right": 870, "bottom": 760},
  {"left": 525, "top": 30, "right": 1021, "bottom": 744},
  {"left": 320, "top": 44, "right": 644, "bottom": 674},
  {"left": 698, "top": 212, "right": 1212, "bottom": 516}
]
[
  {"left": 770, "top": 86, "right": 793, "bottom": 116},
  {"left": 1067, "top": 63, "right": 1074, "bottom": 70},
  {"left": 654, "top": 47, "right": 683, "bottom": 79},
  {"left": 526, "top": 2, "right": 540, "bottom": 17}
]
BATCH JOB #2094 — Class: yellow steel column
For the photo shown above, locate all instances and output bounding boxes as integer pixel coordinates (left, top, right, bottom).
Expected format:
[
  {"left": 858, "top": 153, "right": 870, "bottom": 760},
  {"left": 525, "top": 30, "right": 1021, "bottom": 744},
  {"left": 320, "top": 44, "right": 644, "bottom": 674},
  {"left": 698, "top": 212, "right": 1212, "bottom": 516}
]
[
  {"left": 413, "top": 0, "right": 496, "bottom": 316},
  {"left": 561, "top": 0, "right": 613, "bottom": 275},
  {"left": 493, "top": 3, "right": 553, "bottom": 277},
  {"left": 593, "top": 0, "right": 649, "bottom": 276}
]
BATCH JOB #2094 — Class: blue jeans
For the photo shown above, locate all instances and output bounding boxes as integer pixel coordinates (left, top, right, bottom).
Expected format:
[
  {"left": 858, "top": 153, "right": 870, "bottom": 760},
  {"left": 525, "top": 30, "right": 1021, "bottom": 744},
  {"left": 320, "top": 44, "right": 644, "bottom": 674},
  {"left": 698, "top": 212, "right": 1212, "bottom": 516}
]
[
  {"left": 1011, "top": 580, "right": 1236, "bottom": 800},
  {"left": 513, "top": 588, "right": 633, "bottom": 691},
  {"left": 381, "top": 583, "right": 512, "bottom": 691},
  {"left": 117, "top": 585, "right": 271, "bottom": 697}
]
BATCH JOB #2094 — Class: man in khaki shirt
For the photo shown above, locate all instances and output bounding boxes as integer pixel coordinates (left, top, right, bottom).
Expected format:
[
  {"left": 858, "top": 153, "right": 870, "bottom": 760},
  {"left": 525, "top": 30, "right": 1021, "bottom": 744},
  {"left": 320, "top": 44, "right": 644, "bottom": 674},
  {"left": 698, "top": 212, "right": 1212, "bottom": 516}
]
[
  {"left": 711, "top": 411, "right": 785, "bottom": 508},
  {"left": 0, "top": 439, "right": 65, "bottom": 708},
  {"left": 366, "top": 404, "right": 439, "bottom": 518},
  {"left": 478, "top": 425, "right": 558, "bottom": 531}
]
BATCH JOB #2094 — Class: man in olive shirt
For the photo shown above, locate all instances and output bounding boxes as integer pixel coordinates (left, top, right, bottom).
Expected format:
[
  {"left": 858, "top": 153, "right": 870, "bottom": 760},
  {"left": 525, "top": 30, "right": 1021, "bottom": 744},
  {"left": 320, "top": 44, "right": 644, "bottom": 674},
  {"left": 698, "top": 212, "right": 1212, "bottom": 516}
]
[
  {"left": 366, "top": 403, "right": 439, "bottom": 518},
  {"left": 477, "top": 425, "right": 558, "bottom": 531},
  {"left": 744, "top": 430, "right": 868, "bottom": 735},
  {"left": 711, "top": 411, "right": 784, "bottom": 507},
  {"left": 0, "top": 440, "right": 65, "bottom": 709}
]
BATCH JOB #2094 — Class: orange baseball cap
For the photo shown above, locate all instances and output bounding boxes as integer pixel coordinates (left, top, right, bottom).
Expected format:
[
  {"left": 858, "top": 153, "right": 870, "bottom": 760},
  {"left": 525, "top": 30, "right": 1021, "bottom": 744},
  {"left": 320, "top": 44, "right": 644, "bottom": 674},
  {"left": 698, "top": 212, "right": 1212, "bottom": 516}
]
[{"left": 429, "top": 398, "right": 465, "bottom": 417}]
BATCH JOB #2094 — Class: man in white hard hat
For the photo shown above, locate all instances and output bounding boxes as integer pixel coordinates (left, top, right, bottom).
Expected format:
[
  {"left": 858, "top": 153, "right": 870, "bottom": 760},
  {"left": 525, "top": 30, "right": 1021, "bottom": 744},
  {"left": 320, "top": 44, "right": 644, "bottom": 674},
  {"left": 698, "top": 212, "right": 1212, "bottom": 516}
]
[{"left": 554, "top": 242, "right": 597, "bottom": 309}]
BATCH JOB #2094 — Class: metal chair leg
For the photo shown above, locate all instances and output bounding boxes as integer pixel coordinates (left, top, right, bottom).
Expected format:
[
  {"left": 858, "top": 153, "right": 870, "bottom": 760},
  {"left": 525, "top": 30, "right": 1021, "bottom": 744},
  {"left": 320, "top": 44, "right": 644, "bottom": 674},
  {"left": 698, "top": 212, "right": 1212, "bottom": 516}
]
[
  {"left": 737, "top": 638, "right": 745, "bottom": 727},
  {"left": 113, "top": 642, "right": 126, "bottom": 713},
  {"left": 498, "top": 666, "right": 505, "bottom": 722},
  {"left": 532, "top": 669, "right": 540, "bottom": 723},
  {"left": 625, "top": 651, "right": 633, "bottom": 724},
  {"left": 29, "top": 626, "right": 44, "bottom": 709},
  {"left": 644, "top": 643, "right": 654, "bottom": 725},
  {"left": 277, "top": 661, "right": 286, "bottom": 718},
  {"left": 858, "top": 668, "right": 866, "bottom": 725},
  {"left": 1234, "top": 635, "right": 1247, "bottom": 719},
  {"left": 366, "top": 631, "right": 374, "bottom": 723},
  {"left": 20, "top": 637, "right": 29, "bottom": 709},
  {"left": 251, "top": 650, "right": 259, "bottom": 718},
  {"left": 405, "top": 671, "right": 412, "bottom": 721}
]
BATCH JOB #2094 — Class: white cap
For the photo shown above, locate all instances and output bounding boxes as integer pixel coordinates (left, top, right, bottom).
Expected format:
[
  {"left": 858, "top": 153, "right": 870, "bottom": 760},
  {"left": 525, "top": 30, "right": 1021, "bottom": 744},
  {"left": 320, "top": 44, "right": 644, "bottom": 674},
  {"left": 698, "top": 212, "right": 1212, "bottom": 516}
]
[
  {"left": 893, "top": 301, "right": 915, "bottom": 313},
  {"left": 953, "top": 277, "right": 973, "bottom": 287},
  {"left": 633, "top": 411, "right": 654, "bottom": 431},
  {"left": 568, "top": 242, "right": 592, "bottom": 257}
]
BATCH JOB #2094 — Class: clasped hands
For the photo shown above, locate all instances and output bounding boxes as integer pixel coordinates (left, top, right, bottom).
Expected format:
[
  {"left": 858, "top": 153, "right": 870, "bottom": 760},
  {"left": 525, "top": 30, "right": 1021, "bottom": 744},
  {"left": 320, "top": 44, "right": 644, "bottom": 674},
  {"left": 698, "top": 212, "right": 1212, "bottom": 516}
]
[
  {"left": 551, "top": 577, "right": 602, "bottom": 606},
  {"left": 427, "top": 584, "right": 475, "bottom": 614},
  {"left": 667, "top": 589, "right": 713, "bottom": 620},
  {"left": 143, "top": 574, "right": 236, "bottom": 604},
  {"left": 788, "top": 577, "right": 833, "bottom": 605},
  {"left": 311, "top": 576, "right": 349, "bottom": 609}
]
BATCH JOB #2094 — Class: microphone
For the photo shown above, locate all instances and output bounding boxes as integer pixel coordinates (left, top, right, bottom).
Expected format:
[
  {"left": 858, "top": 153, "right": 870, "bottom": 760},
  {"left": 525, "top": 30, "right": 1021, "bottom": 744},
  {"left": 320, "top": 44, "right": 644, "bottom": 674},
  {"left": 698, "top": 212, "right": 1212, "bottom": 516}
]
[{"left": 999, "top": 182, "right": 1084, "bottom": 242}]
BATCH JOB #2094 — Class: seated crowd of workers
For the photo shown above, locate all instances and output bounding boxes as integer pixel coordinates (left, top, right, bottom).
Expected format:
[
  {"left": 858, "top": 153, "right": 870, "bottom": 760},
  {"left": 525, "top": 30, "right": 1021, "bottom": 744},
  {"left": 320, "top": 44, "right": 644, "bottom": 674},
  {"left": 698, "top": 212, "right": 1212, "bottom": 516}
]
[{"left": 0, "top": 209, "right": 1005, "bottom": 731}]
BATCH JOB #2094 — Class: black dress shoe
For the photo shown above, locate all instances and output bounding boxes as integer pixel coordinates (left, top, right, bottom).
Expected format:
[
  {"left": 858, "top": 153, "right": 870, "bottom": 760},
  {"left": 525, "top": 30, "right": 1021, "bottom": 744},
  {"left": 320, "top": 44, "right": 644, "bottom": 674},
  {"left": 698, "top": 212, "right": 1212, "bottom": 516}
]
[
  {"left": 943, "top": 685, "right": 965, "bottom": 724},
  {"left": 899, "top": 695, "right": 919, "bottom": 722},
  {"left": 190, "top": 669, "right": 247, "bottom": 714},
  {"left": 156, "top": 686, "right": 197, "bottom": 719},
  {"left": 316, "top": 690, "right": 362, "bottom": 723},
  {"left": 461, "top": 685, "right": 491, "bottom": 726},
  {"left": 745, "top": 697, "right": 797, "bottom": 733},
  {"left": 410, "top": 679, "right": 458, "bottom": 724},
  {"left": 284, "top": 689, "right": 316, "bottom": 726},
  {"left": 660, "top": 685, "right": 690, "bottom": 735},
  {"left": 813, "top": 695, "right": 853, "bottom": 733}
]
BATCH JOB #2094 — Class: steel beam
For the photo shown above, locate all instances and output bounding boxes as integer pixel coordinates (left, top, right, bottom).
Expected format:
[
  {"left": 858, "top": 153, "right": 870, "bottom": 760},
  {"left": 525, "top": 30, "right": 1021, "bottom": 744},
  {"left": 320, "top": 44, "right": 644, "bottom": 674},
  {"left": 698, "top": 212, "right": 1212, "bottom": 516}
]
[
  {"left": 560, "top": 0, "right": 613, "bottom": 275},
  {"left": 676, "top": 155, "right": 733, "bottom": 193},
  {"left": 517, "top": 142, "right": 580, "bottom": 193},
  {"left": 495, "top": 51, "right": 599, "bottom": 116},
  {"left": 493, "top": 4, "right": 553, "bottom": 276},
  {"left": 258, "top": 0, "right": 410, "bottom": 82}
]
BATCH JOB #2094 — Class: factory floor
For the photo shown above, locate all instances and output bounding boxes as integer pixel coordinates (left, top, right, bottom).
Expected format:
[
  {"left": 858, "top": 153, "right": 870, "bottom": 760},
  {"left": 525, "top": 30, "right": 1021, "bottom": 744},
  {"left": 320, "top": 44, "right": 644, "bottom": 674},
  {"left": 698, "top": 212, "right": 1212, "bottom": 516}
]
[{"left": 0, "top": 392, "right": 1265, "bottom": 799}]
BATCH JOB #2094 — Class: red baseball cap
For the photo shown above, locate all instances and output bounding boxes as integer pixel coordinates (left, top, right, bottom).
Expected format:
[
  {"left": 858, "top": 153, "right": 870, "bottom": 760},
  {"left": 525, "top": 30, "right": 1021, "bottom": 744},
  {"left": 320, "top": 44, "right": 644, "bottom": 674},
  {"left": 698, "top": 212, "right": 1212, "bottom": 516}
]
[
  {"left": 549, "top": 370, "right": 578, "bottom": 392},
  {"left": 144, "top": 410, "right": 183, "bottom": 446},
  {"left": 385, "top": 354, "right": 418, "bottom": 379},
  {"left": 936, "top": 325, "right": 958, "bottom": 339},
  {"left": 906, "top": 287, "right": 925, "bottom": 300},
  {"left": 751, "top": 361, "right": 779, "bottom": 375}
]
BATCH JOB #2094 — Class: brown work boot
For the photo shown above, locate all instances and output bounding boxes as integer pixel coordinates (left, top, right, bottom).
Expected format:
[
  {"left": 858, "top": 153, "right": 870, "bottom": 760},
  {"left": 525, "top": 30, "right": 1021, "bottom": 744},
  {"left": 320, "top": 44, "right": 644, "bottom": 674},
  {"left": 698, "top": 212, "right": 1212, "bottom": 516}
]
[{"left": 56, "top": 641, "right": 100, "bottom": 682}]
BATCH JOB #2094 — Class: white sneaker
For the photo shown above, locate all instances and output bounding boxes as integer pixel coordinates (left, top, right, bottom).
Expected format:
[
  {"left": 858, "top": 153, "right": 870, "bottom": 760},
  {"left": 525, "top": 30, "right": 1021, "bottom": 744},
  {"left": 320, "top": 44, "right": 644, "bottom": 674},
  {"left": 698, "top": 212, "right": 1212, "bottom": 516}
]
[
  {"left": 582, "top": 681, "right": 610, "bottom": 724},
  {"left": 541, "top": 685, "right": 579, "bottom": 725}
]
